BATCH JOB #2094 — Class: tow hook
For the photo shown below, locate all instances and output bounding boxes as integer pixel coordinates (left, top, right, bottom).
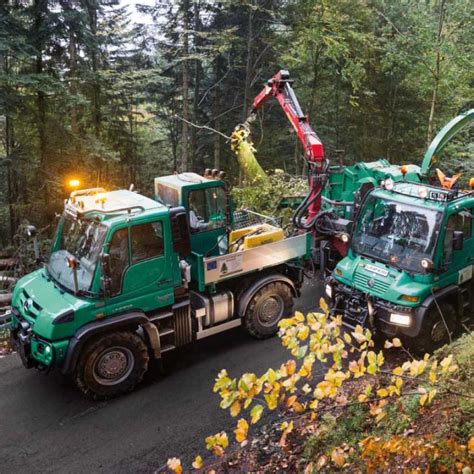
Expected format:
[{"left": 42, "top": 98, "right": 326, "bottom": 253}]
[{"left": 367, "top": 297, "right": 375, "bottom": 326}]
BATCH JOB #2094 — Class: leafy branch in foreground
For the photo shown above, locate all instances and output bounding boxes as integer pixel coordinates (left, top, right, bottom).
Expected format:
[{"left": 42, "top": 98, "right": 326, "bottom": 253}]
[{"left": 166, "top": 299, "right": 463, "bottom": 472}]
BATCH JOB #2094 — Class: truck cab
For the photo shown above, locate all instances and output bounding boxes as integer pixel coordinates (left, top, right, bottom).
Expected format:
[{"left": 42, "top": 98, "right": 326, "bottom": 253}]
[
  {"left": 327, "top": 180, "right": 474, "bottom": 352},
  {"left": 9, "top": 174, "right": 310, "bottom": 398},
  {"left": 155, "top": 171, "right": 229, "bottom": 257}
]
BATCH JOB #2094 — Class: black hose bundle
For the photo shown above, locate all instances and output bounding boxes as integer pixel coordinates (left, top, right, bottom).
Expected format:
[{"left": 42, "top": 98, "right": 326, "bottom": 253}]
[{"left": 292, "top": 158, "right": 329, "bottom": 230}]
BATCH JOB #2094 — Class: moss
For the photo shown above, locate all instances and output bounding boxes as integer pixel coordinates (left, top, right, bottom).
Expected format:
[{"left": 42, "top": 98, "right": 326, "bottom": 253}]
[
  {"left": 303, "top": 404, "right": 368, "bottom": 460},
  {"left": 373, "top": 401, "right": 411, "bottom": 436}
]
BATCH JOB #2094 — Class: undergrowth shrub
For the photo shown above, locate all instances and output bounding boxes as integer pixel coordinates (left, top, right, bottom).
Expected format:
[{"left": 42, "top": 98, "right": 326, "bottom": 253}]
[{"left": 165, "top": 303, "right": 473, "bottom": 473}]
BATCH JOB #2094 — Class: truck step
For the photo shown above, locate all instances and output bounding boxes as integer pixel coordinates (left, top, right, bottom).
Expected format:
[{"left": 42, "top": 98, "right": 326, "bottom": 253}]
[
  {"left": 159, "top": 327, "right": 175, "bottom": 337},
  {"left": 150, "top": 311, "right": 173, "bottom": 322},
  {"left": 160, "top": 344, "right": 176, "bottom": 354}
]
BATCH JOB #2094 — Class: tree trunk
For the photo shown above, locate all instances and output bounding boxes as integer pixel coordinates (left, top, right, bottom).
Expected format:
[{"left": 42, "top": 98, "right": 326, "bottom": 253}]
[
  {"left": 190, "top": 0, "right": 202, "bottom": 172},
  {"left": 85, "top": 0, "right": 101, "bottom": 138},
  {"left": 213, "top": 56, "right": 222, "bottom": 170},
  {"left": 427, "top": 0, "right": 446, "bottom": 145},
  {"left": 34, "top": 0, "right": 48, "bottom": 207},
  {"left": 69, "top": 31, "right": 78, "bottom": 136},
  {"left": 0, "top": 10, "right": 17, "bottom": 243},
  {"left": 242, "top": 3, "right": 254, "bottom": 120},
  {"left": 181, "top": 0, "right": 191, "bottom": 172}
]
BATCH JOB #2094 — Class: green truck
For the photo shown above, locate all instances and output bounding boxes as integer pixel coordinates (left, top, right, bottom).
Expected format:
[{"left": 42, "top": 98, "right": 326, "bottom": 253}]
[
  {"left": 326, "top": 109, "right": 474, "bottom": 352},
  {"left": 5, "top": 172, "right": 310, "bottom": 398}
]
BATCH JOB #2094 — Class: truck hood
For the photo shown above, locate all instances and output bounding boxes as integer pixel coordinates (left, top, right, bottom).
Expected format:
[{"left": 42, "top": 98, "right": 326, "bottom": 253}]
[
  {"left": 12, "top": 268, "right": 93, "bottom": 338},
  {"left": 335, "top": 256, "right": 431, "bottom": 306}
]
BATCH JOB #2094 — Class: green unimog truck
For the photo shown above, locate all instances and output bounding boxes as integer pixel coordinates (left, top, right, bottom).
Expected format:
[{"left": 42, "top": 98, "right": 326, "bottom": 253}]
[
  {"left": 326, "top": 109, "right": 474, "bottom": 352},
  {"left": 5, "top": 172, "right": 310, "bottom": 398},
  {"left": 326, "top": 179, "right": 473, "bottom": 352}
]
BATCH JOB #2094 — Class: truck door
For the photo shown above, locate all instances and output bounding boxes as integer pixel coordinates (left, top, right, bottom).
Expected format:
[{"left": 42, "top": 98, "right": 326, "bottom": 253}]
[
  {"left": 441, "top": 207, "right": 473, "bottom": 284},
  {"left": 186, "top": 186, "right": 227, "bottom": 256},
  {"left": 105, "top": 219, "right": 175, "bottom": 313}
]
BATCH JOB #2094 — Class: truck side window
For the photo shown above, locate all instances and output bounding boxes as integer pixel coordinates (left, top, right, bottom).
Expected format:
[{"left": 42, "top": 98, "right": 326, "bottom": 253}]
[
  {"left": 156, "top": 184, "right": 179, "bottom": 207},
  {"left": 443, "top": 210, "right": 472, "bottom": 265},
  {"left": 131, "top": 222, "right": 164, "bottom": 264},
  {"left": 188, "top": 187, "right": 226, "bottom": 233},
  {"left": 108, "top": 228, "right": 130, "bottom": 295}
]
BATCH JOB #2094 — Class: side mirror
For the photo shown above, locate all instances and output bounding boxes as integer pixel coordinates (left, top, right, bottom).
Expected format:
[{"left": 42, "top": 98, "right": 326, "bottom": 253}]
[
  {"left": 101, "top": 252, "right": 111, "bottom": 275},
  {"left": 453, "top": 230, "right": 464, "bottom": 251},
  {"left": 170, "top": 207, "right": 192, "bottom": 257},
  {"left": 100, "top": 252, "right": 112, "bottom": 296}
]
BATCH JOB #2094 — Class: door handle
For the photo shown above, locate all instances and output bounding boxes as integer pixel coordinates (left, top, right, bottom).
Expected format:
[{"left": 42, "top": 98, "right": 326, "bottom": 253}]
[{"left": 157, "top": 278, "right": 172, "bottom": 286}]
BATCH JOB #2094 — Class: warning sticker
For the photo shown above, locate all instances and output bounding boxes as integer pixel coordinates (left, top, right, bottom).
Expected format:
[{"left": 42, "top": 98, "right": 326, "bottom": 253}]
[{"left": 219, "top": 254, "right": 243, "bottom": 277}]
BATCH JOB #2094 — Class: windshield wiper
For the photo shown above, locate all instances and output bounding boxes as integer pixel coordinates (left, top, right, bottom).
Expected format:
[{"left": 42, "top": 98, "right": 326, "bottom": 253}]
[{"left": 378, "top": 256, "right": 403, "bottom": 273}]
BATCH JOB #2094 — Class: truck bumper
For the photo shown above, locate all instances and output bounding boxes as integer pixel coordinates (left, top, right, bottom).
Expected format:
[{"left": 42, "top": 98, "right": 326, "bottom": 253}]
[
  {"left": 328, "top": 279, "right": 421, "bottom": 338},
  {"left": 10, "top": 309, "right": 36, "bottom": 369},
  {"left": 10, "top": 309, "right": 57, "bottom": 369}
]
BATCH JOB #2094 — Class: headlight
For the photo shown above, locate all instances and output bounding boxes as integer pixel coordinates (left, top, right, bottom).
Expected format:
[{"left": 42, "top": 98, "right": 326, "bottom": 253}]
[
  {"left": 338, "top": 233, "right": 350, "bottom": 243},
  {"left": 325, "top": 284, "right": 333, "bottom": 299},
  {"left": 383, "top": 178, "right": 395, "bottom": 191},
  {"left": 389, "top": 313, "right": 411, "bottom": 327},
  {"left": 421, "top": 258, "right": 434, "bottom": 272}
]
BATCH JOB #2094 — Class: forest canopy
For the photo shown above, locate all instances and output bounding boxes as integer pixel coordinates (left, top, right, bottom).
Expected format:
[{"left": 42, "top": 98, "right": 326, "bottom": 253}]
[{"left": 0, "top": 0, "right": 472, "bottom": 245}]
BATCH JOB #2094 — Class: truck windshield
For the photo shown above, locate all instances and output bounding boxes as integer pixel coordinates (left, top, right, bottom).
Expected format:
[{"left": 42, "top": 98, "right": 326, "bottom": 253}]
[
  {"left": 352, "top": 195, "right": 442, "bottom": 273},
  {"left": 47, "top": 215, "right": 107, "bottom": 293}
]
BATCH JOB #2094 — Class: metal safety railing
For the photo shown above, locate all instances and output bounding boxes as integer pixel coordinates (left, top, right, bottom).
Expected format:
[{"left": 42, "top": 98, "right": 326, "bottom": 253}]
[{"left": 232, "top": 209, "right": 282, "bottom": 230}]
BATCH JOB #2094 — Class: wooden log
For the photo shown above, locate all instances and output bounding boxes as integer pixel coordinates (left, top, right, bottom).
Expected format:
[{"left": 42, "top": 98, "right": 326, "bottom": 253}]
[
  {"left": 0, "top": 276, "right": 17, "bottom": 286},
  {"left": 0, "top": 294, "right": 12, "bottom": 305},
  {"left": 0, "top": 258, "right": 17, "bottom": 269}
]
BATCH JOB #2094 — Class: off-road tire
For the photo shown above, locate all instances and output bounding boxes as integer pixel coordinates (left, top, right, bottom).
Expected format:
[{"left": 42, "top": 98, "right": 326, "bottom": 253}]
[
  {"left": 244, "top": 281, "right": 293, "bottom": 339},
  {"left": 406, "top": 303, "right": 457, "bottom": 354},
  {"left": 74, "top": 331, "right": 149, "bottom": 400}
]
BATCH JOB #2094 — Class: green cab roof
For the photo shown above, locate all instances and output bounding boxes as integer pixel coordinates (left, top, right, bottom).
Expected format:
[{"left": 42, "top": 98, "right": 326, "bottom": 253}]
[
  {"left": 155, "top": 172, "right": 223, "bottom": 191},
  {"left": 65, "top": 189, "right": 166, "bottom": 223},
  {"left": 372, "top": 181, "right": 473, "bottom": 211}
]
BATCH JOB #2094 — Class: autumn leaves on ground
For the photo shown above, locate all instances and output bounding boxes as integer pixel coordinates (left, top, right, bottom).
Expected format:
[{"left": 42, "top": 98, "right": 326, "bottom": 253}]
[{"left": 165, "top": 301, "right": 474, "bottom": 473}]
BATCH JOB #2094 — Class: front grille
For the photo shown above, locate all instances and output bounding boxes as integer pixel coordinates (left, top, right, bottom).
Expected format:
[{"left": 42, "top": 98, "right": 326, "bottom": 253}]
[
  {"left": 18, "top": 290, "right": 42, "bottom": 319},
  {"left": 353, "top": 271, "right": 390, "bottom": 296}
]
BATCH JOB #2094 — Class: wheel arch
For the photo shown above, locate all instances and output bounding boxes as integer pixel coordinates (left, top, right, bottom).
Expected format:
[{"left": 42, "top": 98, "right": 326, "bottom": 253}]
[
  {"left": 410, "top": 285, "right": 461, "bottom": 337},
  {"left": 62, "top": 311, "right": 149, "bottom": 376},
  {"left": 236, "top": 274, "right": 296, "bottom": 318}
]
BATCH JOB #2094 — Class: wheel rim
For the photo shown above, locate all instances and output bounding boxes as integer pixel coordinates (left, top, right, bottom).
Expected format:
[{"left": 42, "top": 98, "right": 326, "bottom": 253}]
[
  {"left": 256, "top": 295, "right": 284, "bottom": 327},
  {"left": 92, "top": 346, "right": 135, "bottom": 386},
  {"left": 431, "top": 320, "right": 448, "bottom": 343}
]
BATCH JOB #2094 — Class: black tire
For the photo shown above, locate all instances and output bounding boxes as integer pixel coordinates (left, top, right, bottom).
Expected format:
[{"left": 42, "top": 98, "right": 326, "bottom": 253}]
[
  {"left": 74, "top": 330, "right": 149, "bottom": 400},
  {"left": 406, "top": 303, "right": 457, "bottom": 354},
  {"left": 244, "top": 281, "right": 294, "bottom": 339}
]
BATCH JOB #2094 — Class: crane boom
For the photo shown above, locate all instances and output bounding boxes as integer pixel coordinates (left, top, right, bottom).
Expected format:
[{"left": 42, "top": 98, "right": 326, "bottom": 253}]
[{"left": 247, "top": 70, "right": 328, "bottom": 230}]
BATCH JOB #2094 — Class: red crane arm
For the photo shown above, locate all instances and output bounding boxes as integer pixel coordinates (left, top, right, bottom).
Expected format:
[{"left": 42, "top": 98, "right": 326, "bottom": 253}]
[{"left": 250, "top": 70, "right": 327, "bottom": 228}]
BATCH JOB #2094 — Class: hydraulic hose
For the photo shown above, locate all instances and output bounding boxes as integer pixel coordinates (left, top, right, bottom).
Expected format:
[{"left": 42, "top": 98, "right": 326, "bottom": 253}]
[{"left": 292, "top": 158, "right": 329, "bottom": 230}]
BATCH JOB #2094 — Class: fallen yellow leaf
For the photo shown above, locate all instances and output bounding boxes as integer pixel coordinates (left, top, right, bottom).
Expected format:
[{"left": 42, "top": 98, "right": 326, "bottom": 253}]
[
  {"left": 192, "top": 455, "right": 203, "bottom": 470},
  {"left": 167, "top": 457, "right": 183, "bottom": 474},
  {"left": 331, "top": 447, "right": 346, "bottom": 467},
  {"left": 234, "top": 418, "right": 249, "bottom": 443}
]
